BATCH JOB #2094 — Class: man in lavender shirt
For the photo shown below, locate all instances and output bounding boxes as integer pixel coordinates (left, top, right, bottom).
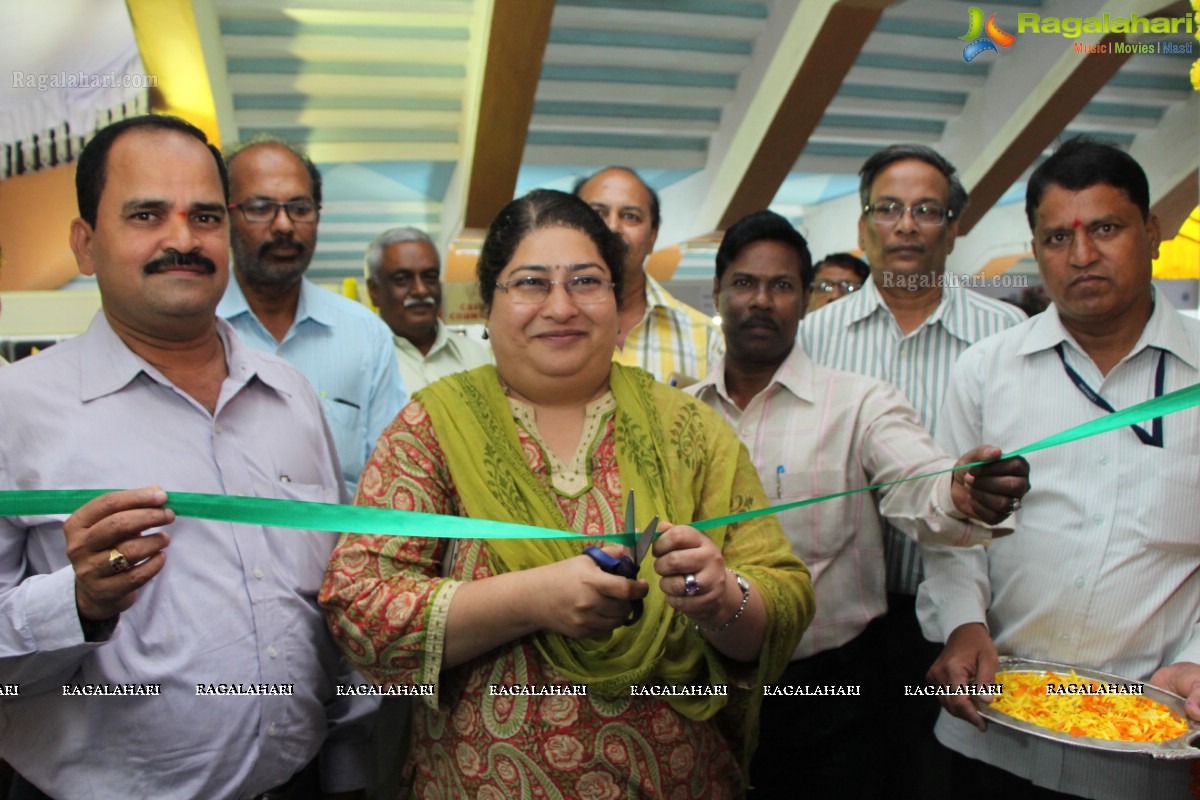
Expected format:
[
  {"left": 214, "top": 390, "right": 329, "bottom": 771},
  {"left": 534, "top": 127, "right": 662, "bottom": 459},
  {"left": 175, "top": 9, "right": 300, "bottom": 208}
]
[{"left": 0, "top": 115, "right": 372, "bottom": 799}]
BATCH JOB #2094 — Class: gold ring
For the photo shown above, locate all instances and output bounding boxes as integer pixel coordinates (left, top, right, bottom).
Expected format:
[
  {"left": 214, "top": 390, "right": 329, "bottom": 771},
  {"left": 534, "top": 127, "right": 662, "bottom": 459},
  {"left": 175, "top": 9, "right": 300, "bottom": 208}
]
[{"left": 108, "top": 549, "right": 130, "bottom": 574}]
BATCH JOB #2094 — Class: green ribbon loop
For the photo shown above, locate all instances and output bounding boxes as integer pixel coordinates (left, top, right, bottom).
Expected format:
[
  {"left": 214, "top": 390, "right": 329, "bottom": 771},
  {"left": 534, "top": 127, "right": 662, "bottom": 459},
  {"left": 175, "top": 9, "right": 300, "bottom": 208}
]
[{"left": 1, "top": 381, "right": 1197, "bottom": 543}]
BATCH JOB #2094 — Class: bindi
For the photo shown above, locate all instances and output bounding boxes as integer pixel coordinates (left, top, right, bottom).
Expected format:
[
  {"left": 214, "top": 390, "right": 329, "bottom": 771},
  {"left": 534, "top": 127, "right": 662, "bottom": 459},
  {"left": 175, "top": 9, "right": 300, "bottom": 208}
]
[{"left": 1072, "top": 218, "right": 1083, "bottom": 229}]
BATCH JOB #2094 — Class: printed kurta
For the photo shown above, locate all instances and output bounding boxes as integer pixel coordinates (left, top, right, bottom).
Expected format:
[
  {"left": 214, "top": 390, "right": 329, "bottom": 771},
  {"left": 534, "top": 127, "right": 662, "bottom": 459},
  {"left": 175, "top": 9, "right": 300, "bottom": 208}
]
[{"left": 321, "top": 368, "right": 812, "bottom": 799}]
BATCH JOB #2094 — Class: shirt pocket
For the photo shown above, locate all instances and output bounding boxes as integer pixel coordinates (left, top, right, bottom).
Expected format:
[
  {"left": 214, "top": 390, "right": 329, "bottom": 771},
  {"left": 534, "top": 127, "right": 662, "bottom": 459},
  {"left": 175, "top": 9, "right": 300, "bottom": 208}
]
[
  {"left": 320, "top": 396, "right": 364, "bottom": 472},
  {"left": 269, "top": 477, "right": 340, "bottom": 596},
  {"left": 1135, "top": 452, "right": 1200, "bottom": 555}
]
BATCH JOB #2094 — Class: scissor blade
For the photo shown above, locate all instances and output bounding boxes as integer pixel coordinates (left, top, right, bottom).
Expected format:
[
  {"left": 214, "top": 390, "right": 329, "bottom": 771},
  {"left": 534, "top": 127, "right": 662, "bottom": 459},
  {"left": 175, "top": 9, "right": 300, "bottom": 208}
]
[
  {"left": 635, "top": 515, "right": 659, "bottom": 568},
  {"left": 624, "top": 490, "right": 637, "bottom": 536}
]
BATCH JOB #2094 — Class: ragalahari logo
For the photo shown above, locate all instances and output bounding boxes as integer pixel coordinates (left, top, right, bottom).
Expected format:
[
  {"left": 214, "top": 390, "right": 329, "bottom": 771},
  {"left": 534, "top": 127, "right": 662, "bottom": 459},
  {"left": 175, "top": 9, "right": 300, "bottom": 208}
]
[{"left": 960, "top": 7, "right": 1016, "bottom": 62}]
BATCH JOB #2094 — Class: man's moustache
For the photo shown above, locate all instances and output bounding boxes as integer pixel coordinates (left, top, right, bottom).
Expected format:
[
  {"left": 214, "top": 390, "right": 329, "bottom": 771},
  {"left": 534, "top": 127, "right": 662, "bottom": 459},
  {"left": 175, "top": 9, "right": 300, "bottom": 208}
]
[
  {"left": 403, "top": 297, "right": 437, "bottom": 309},
  {"left": 143, "top": 251, "right": 218, "bottom": 274},
  {"left": 741, "top": 316, "right": 779, "bottom": 330},
  {"left": 259, "top": 238, "right": 306, "bottom": 257}
]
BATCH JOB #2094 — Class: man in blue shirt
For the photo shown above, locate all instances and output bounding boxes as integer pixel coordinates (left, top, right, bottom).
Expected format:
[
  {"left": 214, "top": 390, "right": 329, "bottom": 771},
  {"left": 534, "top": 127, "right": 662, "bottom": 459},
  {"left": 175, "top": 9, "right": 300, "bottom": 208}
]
[{"left": 219, "top": 137, "right": 406, "bottom": 496}]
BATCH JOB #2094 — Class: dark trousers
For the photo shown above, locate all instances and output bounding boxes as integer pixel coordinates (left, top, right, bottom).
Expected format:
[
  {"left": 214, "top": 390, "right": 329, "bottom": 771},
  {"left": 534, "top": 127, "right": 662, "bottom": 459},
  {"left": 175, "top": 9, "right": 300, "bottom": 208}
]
[
  {"left": 751, "top": 616, "right": 886, "bottom": 799},
  {"left": 879, "top": 591, "right": 951, "bottom": 800}
]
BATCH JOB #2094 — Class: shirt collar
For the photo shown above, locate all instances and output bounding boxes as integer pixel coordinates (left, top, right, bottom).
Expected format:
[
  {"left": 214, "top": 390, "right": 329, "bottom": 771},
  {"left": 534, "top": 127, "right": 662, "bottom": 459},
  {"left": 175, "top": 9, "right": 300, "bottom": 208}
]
[
  {"left": 850, "top": 277, "right": 973, "bottom": 343},
  {"left": 80, "top": 312, "right": 293, "bottom": 403},
  {"left": 394, "top": 319, "right": 450, "bottom": 358},
  {"left": 218, "top": 276, "right": 335, "bottom": 330},
  {"left": 693, "top": 344, "right": 816, "bottom": 407},
  {"left": 643, "top": 274, "right": 674, "bottom": 311},
  {"left": 1018, "top": 287, "right": 1199, "bottom": 370}
]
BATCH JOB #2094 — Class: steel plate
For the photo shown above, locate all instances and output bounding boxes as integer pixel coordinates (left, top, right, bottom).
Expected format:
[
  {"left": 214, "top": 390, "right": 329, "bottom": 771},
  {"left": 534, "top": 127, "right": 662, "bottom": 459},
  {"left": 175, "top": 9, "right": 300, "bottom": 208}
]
[{"left": 976, "top": 657, "right": 1200, "bottom": 760}]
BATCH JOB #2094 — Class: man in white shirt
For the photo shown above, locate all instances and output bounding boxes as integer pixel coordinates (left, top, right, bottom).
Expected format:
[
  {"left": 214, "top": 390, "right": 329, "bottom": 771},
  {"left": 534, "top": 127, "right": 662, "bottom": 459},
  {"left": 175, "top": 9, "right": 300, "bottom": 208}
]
[
  {"left": 365, "top": 226, "right": 491, "bottom": 392},
  {"left": 920, "top": 137, "right": 1200, "bottom": 799},
  {"left": 688, "top": 209, "right": 1029, "bottom": 798}
]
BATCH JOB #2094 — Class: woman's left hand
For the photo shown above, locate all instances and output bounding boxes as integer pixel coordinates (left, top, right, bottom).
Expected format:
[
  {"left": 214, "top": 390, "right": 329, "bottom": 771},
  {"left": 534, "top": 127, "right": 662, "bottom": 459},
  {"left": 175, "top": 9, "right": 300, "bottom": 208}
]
[{"left": 651, "top": 522, "right": 734, "bottom": 628}]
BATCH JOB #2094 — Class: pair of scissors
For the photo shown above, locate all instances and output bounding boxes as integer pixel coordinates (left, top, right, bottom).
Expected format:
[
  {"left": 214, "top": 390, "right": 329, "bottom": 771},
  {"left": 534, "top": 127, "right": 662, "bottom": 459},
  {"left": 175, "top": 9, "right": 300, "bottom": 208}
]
[{"left": 583, "top": 490, "right": 658, "bottom": 625}]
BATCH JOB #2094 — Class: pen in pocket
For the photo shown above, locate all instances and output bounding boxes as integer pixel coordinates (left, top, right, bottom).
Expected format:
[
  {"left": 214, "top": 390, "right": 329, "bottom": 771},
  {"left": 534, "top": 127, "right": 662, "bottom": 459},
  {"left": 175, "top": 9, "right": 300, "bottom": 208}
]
[{"left": 776, "top": 465, "right": 784, "bottom": 498}]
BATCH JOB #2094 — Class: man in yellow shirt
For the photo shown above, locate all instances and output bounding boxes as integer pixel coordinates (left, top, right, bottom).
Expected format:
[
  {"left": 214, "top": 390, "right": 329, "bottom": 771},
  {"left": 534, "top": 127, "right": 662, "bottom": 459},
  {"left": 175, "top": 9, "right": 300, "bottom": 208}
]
[{"left": 575, "top": 166, "right": 722, "bottom": 386}]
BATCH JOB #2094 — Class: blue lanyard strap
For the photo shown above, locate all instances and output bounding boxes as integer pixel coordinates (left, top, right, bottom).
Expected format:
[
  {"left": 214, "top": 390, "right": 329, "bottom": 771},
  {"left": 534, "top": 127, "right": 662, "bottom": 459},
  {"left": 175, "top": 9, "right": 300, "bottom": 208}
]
[{"left": 1054, "top": 343, "right": 1165, "bottom": 448}]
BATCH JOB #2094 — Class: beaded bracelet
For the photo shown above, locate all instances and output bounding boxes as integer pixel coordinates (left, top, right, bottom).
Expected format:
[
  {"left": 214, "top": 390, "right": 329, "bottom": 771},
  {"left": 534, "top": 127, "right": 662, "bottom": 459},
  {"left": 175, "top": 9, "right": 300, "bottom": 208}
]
[{"left": 697, "top": 568, "right": 750, "bottom": 633}]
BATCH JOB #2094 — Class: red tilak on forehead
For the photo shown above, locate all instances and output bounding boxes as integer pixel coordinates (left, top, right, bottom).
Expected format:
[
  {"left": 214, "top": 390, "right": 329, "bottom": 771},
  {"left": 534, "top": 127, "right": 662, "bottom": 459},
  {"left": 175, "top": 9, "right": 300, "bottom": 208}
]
[{"left": 1072, "top": 218, "right": 1083, "bottom": 228}]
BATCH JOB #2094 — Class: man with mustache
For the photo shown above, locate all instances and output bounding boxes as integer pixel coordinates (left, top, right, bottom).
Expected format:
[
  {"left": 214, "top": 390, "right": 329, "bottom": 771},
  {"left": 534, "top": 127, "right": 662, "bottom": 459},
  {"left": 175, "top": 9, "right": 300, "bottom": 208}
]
[
  {"left": 0, "top": 114, "right": 373, "bottom": 799},
  {"left": 219, "top": 137, "right": 406, "bottom": 496},
  {"left": 687, "top": 210, "right": 1029, "bottom": 798},
  {"left": 364, "top": 226, "right": 491, "bottom": 393},
  {"left": 797, "top": 144, "right": 1026, "bottom": 794},
  {"left": 920, "top": 138, "right": 1200, "bottom": 799}
]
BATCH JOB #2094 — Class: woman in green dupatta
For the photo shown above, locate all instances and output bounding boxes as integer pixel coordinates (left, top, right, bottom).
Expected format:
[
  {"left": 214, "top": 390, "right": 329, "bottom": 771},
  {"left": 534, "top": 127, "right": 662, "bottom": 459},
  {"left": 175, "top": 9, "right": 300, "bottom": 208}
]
[{"left": 320, "top": 190, "right": 814, "bottom": 800}]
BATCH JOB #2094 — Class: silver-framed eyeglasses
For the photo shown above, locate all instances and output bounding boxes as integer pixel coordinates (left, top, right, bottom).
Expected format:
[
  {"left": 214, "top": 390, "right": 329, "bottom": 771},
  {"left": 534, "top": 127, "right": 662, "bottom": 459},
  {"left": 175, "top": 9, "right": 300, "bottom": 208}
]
[
  {"left": 864, "top": 201, "right": 953, "bottom": 227},
  {"left": 813, "top": 279, "right": 862, "bottom": 295},
  {"left": 495, "top": 274, "right": 615, "bottom": 305},
  {"left": 228, "top": 199, "right": 320, "bottom": 224}
]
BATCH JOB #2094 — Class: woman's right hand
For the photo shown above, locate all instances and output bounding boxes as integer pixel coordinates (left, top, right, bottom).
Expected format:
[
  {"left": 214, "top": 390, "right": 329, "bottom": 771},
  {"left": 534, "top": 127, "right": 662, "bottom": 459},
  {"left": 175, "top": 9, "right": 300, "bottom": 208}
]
[
  {"left": 444, "top": 545, "right": 649, "bottom": 666},
  {"left": 533, "top": 546, "right": 649, "bottom": 639}
]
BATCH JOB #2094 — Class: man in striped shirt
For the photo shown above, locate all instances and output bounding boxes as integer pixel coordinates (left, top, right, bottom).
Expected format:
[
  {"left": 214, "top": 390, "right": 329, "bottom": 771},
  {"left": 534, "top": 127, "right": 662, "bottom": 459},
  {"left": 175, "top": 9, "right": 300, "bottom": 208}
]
[
  {"left": 576, "top": 166, "right": 723, "bottom": 386},
  {"left": 689, "top": 209, "right": 1028, "bottom": 799},
  {"left": 798, "top": 144, "right": 1025, "bottom": 794}
]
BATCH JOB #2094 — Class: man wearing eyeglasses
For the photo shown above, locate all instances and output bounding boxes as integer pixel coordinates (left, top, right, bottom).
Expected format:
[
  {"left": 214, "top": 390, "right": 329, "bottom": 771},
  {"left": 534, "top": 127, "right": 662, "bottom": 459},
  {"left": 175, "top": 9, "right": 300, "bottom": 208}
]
[
  {"left": 808, "top": 252, "right": 870, "bottom": 312},
  {"left": 219, "top": 137, "right": 406, "bottom": 497},
  {"left": 798, "top": 144, "right": 1025, "bottom": 795}
]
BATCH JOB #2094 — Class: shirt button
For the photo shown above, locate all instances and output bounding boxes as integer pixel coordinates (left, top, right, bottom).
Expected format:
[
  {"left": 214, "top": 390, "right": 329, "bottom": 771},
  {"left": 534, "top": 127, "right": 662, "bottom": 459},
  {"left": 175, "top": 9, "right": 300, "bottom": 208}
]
[
  {"left": 1060, "top": 634, "right": 1070, "bottom": 642},
  {"left": 267, "top": 723, "right": 278, "bottom": 737},
  {"left": 214, "top": 423, "right": 222, "bottom": 434},
  {"left": 253, "top": 567, "right": 264, "bottom": 580},
  {"left": 267, "top": 645, "right": 278, "bottom": 659},
  {"left": 1074, "top": 577, "right": 1085, "bottom": 588},
  {"left": 1092, "top": 514, "right": 1104, "bottom": 525},
  {"left": 1098, "top": 455, "right": 1109, "bottom": 465}
]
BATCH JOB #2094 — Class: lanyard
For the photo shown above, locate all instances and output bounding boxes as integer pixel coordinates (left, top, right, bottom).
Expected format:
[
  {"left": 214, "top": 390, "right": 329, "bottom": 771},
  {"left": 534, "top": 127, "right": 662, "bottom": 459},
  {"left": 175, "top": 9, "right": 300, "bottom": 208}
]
[{"left": 1054, "top": 343, "right": 1165, "bottom": 448}]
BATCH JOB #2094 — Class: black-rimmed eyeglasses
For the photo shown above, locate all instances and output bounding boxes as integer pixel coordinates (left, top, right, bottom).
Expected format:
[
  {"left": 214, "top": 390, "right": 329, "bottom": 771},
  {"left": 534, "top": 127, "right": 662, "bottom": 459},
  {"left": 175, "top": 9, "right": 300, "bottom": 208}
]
[{"left": 228, "top": 200, "right": 320, "bottom": 224}]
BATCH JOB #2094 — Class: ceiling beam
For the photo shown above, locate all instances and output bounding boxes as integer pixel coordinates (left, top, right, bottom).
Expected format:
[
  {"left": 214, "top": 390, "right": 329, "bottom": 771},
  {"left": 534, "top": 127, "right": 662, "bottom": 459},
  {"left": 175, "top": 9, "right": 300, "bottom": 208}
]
[
  {"left": 949, "top": 0, "right": 1182, "bottom": 234},
  {"left": 1132, "top": 92, "right": 1199, "bottom": 238},
  {"left": 657, "top": 0, "right": 892, "bottom": 247},
  {"left": 460, "top": 0, "right": 555, "bottom": 229},
  {"left": 126, "top": 0, "right": 222, "bottom": 146},
  {"left": 719, "top": 0, "right": 894, "bottom": 229}
]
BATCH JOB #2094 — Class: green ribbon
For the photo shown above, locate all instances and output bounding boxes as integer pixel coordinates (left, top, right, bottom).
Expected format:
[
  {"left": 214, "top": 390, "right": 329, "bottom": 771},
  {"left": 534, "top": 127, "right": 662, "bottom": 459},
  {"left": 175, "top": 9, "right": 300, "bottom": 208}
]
[
  {"left": 1, "top": 381, "right": 1197, "bottom": 544},
  {"left": 695, "top": 379, "right": 1200, "bottom": 531}
]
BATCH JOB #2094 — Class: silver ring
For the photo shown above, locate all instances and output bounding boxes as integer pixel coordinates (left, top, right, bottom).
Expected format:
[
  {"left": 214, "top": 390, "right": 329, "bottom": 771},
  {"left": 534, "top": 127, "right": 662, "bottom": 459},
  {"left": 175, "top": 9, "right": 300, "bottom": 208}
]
[
  {"left": 684, "top": 574, "right": 700, "bottom": 596},
  {"left": 1009, "top": 497, "right": 1022, "bottom": 512}
]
